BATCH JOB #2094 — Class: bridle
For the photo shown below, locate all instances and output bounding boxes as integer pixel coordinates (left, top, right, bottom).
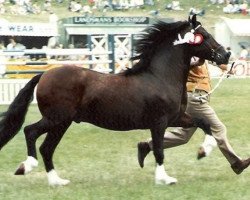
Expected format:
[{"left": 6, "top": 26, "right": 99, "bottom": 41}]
[
  {"left": 173, "top": 23, "right": 229, "bottom": 64},
  {"left": 210, "top": 45, "right": 225, "bottom": 61},
  {"left": 193, "top": 25, "right": 226, "bottom": 63}
]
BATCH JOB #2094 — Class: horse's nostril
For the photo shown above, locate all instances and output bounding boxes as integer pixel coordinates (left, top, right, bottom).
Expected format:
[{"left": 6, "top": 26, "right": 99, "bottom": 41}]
[{"left": 227, "top": 52, "right": 231, "bottom": 58}]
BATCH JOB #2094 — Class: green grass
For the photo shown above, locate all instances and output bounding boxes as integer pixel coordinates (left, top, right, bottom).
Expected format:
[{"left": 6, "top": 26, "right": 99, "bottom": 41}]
[{"left": 0, "top": 78, "right": 250, "bottom": 200}]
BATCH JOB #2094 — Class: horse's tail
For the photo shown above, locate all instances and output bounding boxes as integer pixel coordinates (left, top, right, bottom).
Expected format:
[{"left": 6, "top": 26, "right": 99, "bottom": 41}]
[{"left": 0, "top": 73, "right": 43, "bottom": 150}]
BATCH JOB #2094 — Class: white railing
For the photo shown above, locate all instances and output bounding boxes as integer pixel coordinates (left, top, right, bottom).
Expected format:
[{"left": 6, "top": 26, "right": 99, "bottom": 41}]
[
  {"left": 0, "top": 49, "right": 112, "bottom": 56},
  {"left": 0, "top": 79, "right": 36, "bottom": 105},
  {"left": 0, "top": 49, "right": 114, "bottom": 77},
  {"left": 0, "top": 49, "right": 116, "bottom": 104}
]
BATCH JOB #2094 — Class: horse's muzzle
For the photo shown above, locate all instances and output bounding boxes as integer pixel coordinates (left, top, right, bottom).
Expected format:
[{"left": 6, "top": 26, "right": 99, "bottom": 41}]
[{"left": 214, "top": 51, "right": 231, "bottom": 65}]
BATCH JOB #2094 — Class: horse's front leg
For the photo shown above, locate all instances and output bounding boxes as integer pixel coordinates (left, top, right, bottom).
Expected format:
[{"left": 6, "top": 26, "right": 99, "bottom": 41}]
[{"left": 150, "top": 126, "right": 177, "bottom": 185}]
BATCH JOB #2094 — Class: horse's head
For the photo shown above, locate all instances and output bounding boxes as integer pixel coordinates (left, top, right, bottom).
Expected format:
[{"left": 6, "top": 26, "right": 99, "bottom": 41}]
[{"left": 174, "top": 15, "right": 230, "bottom": 65}]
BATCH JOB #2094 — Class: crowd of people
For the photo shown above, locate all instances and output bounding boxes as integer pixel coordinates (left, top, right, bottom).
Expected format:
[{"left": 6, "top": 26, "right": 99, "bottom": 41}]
[
  {"left": 0, "top": 0, "right": 50, "bottom": 15},
  {"left": 208, "top": 0, "right": 250, "bottom": 14},
  {"left": 67, "top": 0, "right": 155, "bottom": 15},
  {"left": 0, "top": 0, "right": 155, "bottom": 15},
  {"left": 0, "top": 1, "right": 250, "bottom": 16}
]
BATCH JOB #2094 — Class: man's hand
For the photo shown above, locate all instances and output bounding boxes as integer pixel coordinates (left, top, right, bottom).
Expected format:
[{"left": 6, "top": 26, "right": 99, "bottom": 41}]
[{"left": 226, "top": 62, "right": 236, "bottom": 78}]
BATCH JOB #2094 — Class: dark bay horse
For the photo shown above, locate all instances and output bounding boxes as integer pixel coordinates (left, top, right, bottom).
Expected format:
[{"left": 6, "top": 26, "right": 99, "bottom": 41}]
[{"left": 0, "top": 15, "right": 230, "bottom": 186}]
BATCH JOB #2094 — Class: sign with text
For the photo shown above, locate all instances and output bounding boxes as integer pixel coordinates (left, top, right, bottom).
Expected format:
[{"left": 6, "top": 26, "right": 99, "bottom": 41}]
[
  {"left": 208, "top": 60, "right": 250, "bottom": 78},
  {"left": 233, "top": 60, "right": 250, "bottom": 77},
  {"left": 0, "top": 23, "right": 58, "bottom": 36},
  {"left": 73, "top": 17, "right": 149, "bottom": 25}
]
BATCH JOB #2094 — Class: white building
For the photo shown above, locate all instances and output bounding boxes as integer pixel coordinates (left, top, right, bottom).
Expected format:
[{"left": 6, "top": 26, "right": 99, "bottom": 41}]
[{"left": 215, "top": 17, "right": 250, "bottom": 57}]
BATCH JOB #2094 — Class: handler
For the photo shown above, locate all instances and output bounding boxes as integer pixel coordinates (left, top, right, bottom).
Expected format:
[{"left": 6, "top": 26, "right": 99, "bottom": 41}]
[{"left": 137, "top": 58, "right": 250, "bottom": 175}]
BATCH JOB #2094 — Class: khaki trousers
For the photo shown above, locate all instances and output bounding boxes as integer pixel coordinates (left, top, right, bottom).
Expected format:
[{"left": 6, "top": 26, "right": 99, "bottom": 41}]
[{"left": 149, "top": 91, "right": 240, "bottom": 165}]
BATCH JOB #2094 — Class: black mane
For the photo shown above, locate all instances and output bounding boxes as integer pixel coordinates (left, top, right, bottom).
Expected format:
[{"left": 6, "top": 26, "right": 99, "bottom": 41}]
[{"left": 123, "top": 20, "right": 190, "bottom": 75}]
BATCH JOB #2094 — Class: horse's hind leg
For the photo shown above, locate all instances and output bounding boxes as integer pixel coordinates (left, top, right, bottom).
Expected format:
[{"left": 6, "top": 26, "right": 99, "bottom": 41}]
[
  {"left": 15, "top": 118, "right": 51, "bottom": 175},
  {"left": 170, "top": 112, "right": 212, "bottom": 135},
  {"left": 39, "top": 121, "right": 72, "bottom": 186}
]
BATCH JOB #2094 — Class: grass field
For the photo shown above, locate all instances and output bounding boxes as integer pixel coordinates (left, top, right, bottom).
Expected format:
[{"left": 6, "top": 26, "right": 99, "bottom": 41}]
[{"left": 0, "top": 78, "right": 250, "bottom": 200}]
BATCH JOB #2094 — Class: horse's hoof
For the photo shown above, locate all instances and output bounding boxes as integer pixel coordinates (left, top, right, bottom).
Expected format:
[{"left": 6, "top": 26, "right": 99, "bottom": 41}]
[
  {"left": 49, "top": 179, "right": 70, "bottom": 186},
  {"left": 137, "top": 142, "right": 151, "bottom": 168},
  {"left": 15, "top": 163, "right": 25, "bottom": 175},
  {"left": 155, "top": 177, "right": 178, "bottom": 185},
  {"left": 155, "top": 176, "right": 178, "bottom": 185},
  {"left": 197, "top": 147, "right": 206, "bottom": 160},
  {"left": 47, "top": 170, "right": 70, "bottom": 186}
]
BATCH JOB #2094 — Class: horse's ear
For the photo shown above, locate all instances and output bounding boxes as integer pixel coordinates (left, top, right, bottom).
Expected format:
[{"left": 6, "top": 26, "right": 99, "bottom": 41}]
[{"left": 191, "top": 14, "right": 197, "bottom": 27}]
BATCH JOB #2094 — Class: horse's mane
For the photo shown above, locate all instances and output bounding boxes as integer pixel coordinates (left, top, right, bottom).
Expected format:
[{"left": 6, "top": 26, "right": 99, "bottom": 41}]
[{"left": 123, "top": 20, "right": 190, "bottom": 75}]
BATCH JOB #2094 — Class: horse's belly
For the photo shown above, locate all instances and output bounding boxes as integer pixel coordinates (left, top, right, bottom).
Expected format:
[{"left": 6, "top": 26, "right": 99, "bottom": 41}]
[{"left": 74, "top": 107, "right": 148, "bottom": 131}]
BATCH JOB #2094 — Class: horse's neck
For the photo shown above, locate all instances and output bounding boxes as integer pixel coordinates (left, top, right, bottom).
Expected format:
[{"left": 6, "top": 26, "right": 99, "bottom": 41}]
[{"left": 150, "top": 47, "right": 190, "bottom": 83}]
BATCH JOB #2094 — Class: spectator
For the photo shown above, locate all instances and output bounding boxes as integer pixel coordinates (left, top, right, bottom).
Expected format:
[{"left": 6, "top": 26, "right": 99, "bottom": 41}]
[
  {"left": 7, "top": 38, "right": 26, "bottom": 51},
  {"left": 223, "top": 2, "right": 241, "bottom": 13},
  {"left": 82, "top": 5, "right": 92, "bottom": 16},
  {"left": 49, "top": 11, "right": 58, "bottom": 24},
  {"left": 239, "top": 45, "right": 249, "bottom": 59},
  {"left": 239, "top": 0, "right": 248, "bottom": 14},
  {"left": 8, "top": 38, "right": 14, "bottom": 49},
  {"left": 43, "top": 0, "right": 52, "bottom": 13},
  {"left": 0, "top": 0, "right": 6, "bottom": 14},
  {"left": 165, "top": 1, "right": 184, "bottom": 11},
  {"left": 70, "top": 0, "right": 82, "bottom": 12},
  {"left": 32, "top": 2, "right": 41, "bottom": 14},
  {"left": 226, "top": 47, "right": 236, "bottom": 61},
  {"left": 131, "top": 0, "right": 144, "bottom": 8}
]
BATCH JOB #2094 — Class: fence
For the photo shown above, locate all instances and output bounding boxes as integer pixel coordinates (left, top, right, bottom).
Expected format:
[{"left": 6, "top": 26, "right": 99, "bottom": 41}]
[
  {"left": 0, "top": 48, "right": 114, "bottom": 76},
  {"left": 0, "top": 48, "right": 115, "bottom": 104},
  {"left": 0, "top": 79, "right": 36, "bottom": 105},
  {"left": 1, "top": 33, "right": 135, "bottom": 76},
  {"left": 0, "top": 34, "right": 135, "bottom": 104}
]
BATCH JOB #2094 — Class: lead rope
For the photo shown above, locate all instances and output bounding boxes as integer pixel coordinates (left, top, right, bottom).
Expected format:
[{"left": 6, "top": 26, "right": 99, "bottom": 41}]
[{"left": 195, "top": 62, "right": 235, "bottom": 102}]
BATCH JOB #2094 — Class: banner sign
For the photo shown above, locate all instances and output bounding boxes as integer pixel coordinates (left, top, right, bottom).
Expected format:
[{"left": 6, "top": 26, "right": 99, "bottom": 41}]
[
  {"left": 0, "top": 23, "right": 58, "bottom": 36},
  {"left": 232, "top": 60, "right": 250, "bottom": 77},
  {"left": 73, "top": 16, "right": 149, "bottom": 25},
  {"left": 208, "top": 60, "right": 250, "bottom": 78}
]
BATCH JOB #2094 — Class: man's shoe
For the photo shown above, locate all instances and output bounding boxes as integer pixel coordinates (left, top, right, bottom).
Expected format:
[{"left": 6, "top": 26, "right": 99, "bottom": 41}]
[
  {"left": 137, "top": 142, "right": 150, "bottom": 168},
  {"left": 197, "top": 147, "right": 206, "bottom": 160},
  {"left": 231, "top": 158, "right": 250, "bottom": 175}
]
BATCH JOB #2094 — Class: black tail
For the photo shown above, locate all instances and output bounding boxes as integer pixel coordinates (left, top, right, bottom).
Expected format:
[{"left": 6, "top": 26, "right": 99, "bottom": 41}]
[{"left": 0, "top": 74, "right": 43, "bottom": 150}]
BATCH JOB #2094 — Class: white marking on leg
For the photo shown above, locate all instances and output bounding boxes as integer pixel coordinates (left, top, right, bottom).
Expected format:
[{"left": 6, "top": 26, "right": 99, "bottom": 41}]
[
  {"left": 201, "top": 135, "right": 217, "bottom": 156},
  {"left": 23, "top": 156, "right": 38, "bottom": 174},
  {"left": 47, "top": 170, "right": 70, "bottom": 186},
  {"left": 155, "top": 164, "right": 177, "bottom": 185}
]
